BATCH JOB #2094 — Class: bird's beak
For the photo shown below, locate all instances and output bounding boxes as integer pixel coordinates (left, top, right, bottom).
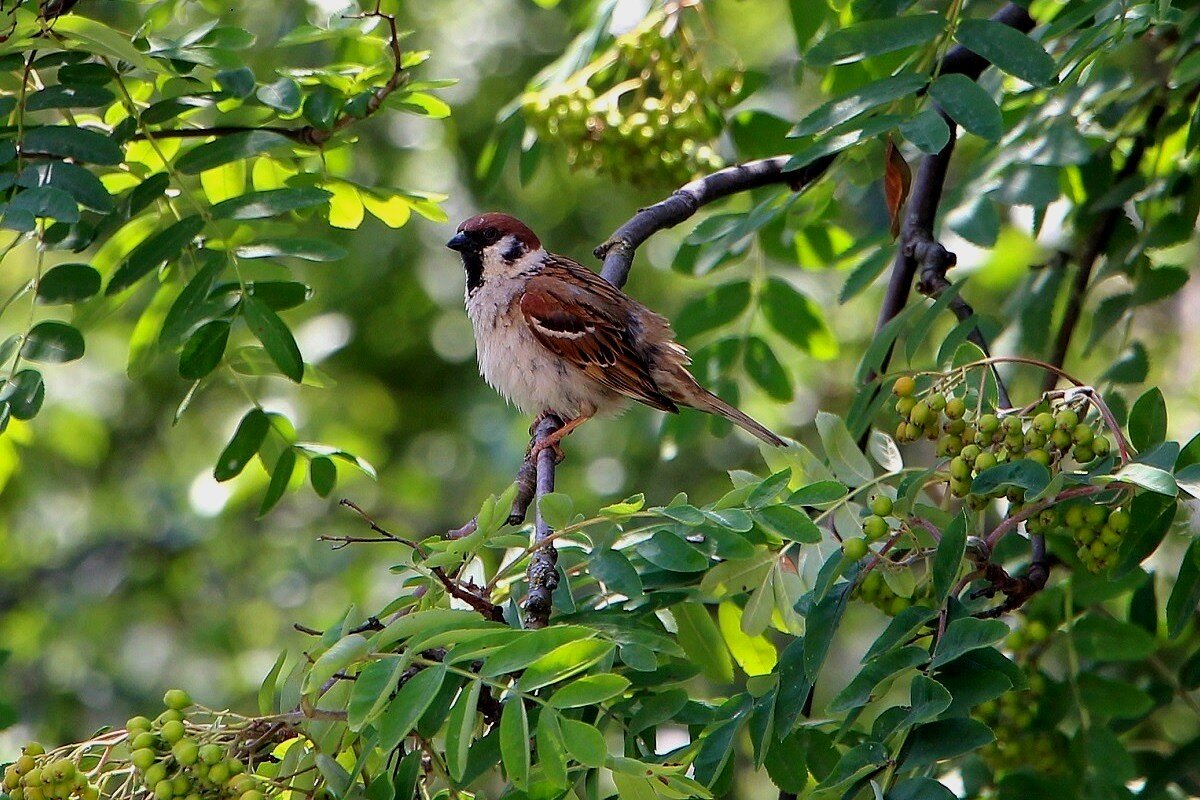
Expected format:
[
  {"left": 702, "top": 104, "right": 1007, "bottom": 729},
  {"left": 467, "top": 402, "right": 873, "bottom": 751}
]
[{"left": 446, "top": 232, "right": 471, "bottom": 252}]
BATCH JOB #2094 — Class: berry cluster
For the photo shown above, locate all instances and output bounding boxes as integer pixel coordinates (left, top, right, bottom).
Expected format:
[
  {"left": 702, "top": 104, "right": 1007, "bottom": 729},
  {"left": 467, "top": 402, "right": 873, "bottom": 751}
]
[
  {"left": 4, "top": 744, "right": 99, "bottom": 800},
  {"left": 854, "top": 570, "right": 918, "bottom": 615},
  {"left": 1027, "top": 501, "right": 1131, "bottom": 573},
  {"left": 124, "top": 691, "right": 265, "bottom": 800},
  {"left": 975, "top": 670, "right": 1064, "bottom": 774},
  {"left": 891, "top": 377, "right": 1112, "bottom": 501},
  {"left": 521, "top": 10, "right": 741, "bottom": 185}
]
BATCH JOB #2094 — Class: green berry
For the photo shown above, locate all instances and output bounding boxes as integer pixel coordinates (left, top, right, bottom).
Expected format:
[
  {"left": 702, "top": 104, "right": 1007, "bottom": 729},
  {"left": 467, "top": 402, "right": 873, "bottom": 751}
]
[
  {"left": 1027, "top": 621, "right": 1049, "bottom": 642},
  {"left": 1050, "top": 429, "right": 1072, "bottom": 450},
  {"left": 978, "top": 414, "right": 1000, "bottom": 434},
  {"left": 889, "top": 596, "right": 911, "bottom": 615},
  {"left": 23, "top": 744, "right": 45, "bottom": 758},
  {"left": 928, "top": 393, "right": 947, "bottom": 411},
  {"left": 226, "top": 759, "right": 244, "bottom": 776},
  {"left": 144, "top": 764, "right": 167, "bottom": 789},
  {"left": 153, "top": 781, "right": 173, "bottom": 800},
  {"left": 1108, "top": 509, "right": 1130, "bottom": 532},
  {"left": 132, "top": 749, "right": 156, "bottom": 772},
  {"left": 163, "top": 690, "right": 192, "bottom": 711},
  {"left": 1093, "top": 436, "right": 1111, "bottom": 456},
  {"left": 863, "top": 515, "right": 889, "bottom": 541},
  {"left": 895, "top": 397, "right": 917, "bottom": 416},
  {"left": 1073, "top": 444, "right": 1095, "bottom": 462},
  {"left": 945, "top": 398, "right": 966, "bottom": 419},
  {"left": 1033, "top": 412, "right": 1055, "bottom": 433},
  {"left": 910, "top": 401, "right": 932, "bottom": 426},
  {"left": 974, "top": 452, "right": 997, "bottom": 471},
  {"left": 871, "top": 496, "right": 893, "bottom": 516},
  {"left": 1054, "top": 408, "right": 1079, "bottom": 430},
  {"left": 1084, "top": 503, "right": 1107, "bottom": 525},
  {"left": 842, "top": 537, "right": 868, "bottom": 561},
  {"left": 172, "top": 740, "right": 198, "bottom": 767},
  {"left": 893, "top": 377, "right": 916, "bottom": 398},
  {"left": 950, "top": 456, "right": 971, "bottom": 480},
  {"left": 127, "top": 716, "right": 152, "bottom": 733},
  {"left": 160, "top": 720, "right": 185, "bottom": 745},
  {"left": 131, "top": 732, "right": 156, "bottom": 750},
  {"left": 207, "top": 765, "right": 229, "bottom": 785},
  {"left": 171, "top": 776, "right": 189, "bottom": 796},
  {"left": 14, "top": 757, "right": 34, "bottom": 776},
  {"left": 156, "top": 710, "right": 184, "bottom": 725},
  {"left": 1072, "top": 425, "right": 1094, "bottom": 446},
  {"left": 198, "top": 745, "right": 223, "bottom": 767},
  {"left": 1027, "top": 448, "right": 1051, "bottom": 466}
]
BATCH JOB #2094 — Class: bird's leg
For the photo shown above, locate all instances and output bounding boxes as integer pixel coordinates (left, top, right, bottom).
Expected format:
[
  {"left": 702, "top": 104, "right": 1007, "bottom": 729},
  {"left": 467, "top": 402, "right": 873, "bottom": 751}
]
[{"left": 529, "top": 413, "right": 593, "bottom": 463}]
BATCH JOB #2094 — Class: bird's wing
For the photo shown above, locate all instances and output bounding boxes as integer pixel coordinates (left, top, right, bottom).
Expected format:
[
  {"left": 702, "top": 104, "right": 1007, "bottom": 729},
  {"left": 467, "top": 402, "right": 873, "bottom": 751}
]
[{"left": 519, "top": 255, "right": 679, "bottom": 413}]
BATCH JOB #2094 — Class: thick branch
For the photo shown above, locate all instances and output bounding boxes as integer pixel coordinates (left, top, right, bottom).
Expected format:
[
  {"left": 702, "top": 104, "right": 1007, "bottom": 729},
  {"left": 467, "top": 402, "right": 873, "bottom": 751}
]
[
  {"left": 523, "top": 414, "right": 563, "bottom": 629},
  {"left": 1041, "top": 101, "right": 1167, "bottom": 392},
  {"left": 595, "top": 154, "right": 836, "bottom": 287}
]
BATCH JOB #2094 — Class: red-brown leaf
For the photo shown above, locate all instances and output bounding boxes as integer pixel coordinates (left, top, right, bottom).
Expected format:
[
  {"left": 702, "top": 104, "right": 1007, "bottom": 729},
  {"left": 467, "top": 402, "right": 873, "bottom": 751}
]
[{"left": 884, "top": 137, "right": 912, "bottom": 240}]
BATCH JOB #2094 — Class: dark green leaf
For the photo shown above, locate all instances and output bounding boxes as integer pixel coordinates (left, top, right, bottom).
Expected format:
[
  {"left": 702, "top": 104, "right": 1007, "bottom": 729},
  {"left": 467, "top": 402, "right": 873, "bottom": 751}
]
[
  {"left": 26, "top": 84, "right": 115, "bottom": 111},
  {"left": 215, "top": 67, "right": 255, "bottom": 98},
  {"left": 970, "top": 459, "right": 1051, "bottom": 496},
  {"left": 256, "top": 78, "right": 301, "bottom": 113},
  {"left": 159, "top": 255, "right": 225, "bottom": 346},
  {"left": 303, "top": 85, "right": 343, "bottom": 130},
  {"left": 176, "top": 130, "right": 290, "bottom": 174},
  {"left": 1167, "top": 539, "right": 1200, "bottom": 638},
  {"left": 310, "top": 456, "right": 336, "bottom": 498},
  {"left": 744, "top": 336, "right": 792, "bottom": 401},
  {"left": 499, "top": 698, "right": 530, "bottom": 786},
  {"left": 788, "top": 480, "right": 848, "bottom": 506},
  {"left": 831, "top": 646, "right": 927, "bottom": 711},
  {"left": 1, "top": 369, "right": 44, "bottom": 420},
  {"left": 1073, "top": 615, "right": 1156, "bottom": 661},
  {"left": 21, "top": 321, "right": 84, "bottom": 363},
  {"left": 761, "top": 278, "right": 837, "bottom": 358},
  {"left": 637, "top": 531, "right": 709, "bottom": 572},
  {"left": 675, "top": 281, "right": 750, "bottom": 340},
  {"left": 1129, "top": 387, "right": 1167, "bottom": 450},
  {"left": 347, "top": 658, "right": 403, "bottom": 730},
  {"left": 9, "top": 186, "right": 79, "bottom": 223},
  {"left": 863, "top": 605, "right": 939, "bottom": 662},
  {"left": 211, "top": 187, "right": 332, "bottom": 220},
  {"left": 791, "top": 73, "right": 928, "bottom": 137},
  {"left": 1114, "top": 491, "right": 1177, "bottom": 576},
  {"left": 18, "top": 162, "right": 114, "bottom": 213},
  {"left": 953, "top": 19, "right": 1058, "bottom": 87},
  {"left": 247, "top": 281, "right": 310, "bottom": 311},
  {"left": 888, "top": 777, "right": 958, "bottom": 800},
  {"left": 901, "top": 719, "right": 993, "bottom": 768},
  {"left": 37, "top": 263, "right": 100, "bottom": 304},
  {"left": 589, "top": 549, "right": 642, "bottom": 598},
  {"left": 765, "top": 730, "right": 809, "bottom": 793},
  {"left": 1101, "top": 342, "right": 1148, "bottom": 384},
  {"left": 929, "top": 74, "right": 1003, "bottom": 140},
  {"left": 804, "top": 582, "right": 851, "bottom": 682},
  {"left": 23, "top": 125, "right": 123, "bottom": 164},
  {"left": 932, "top": 617, "right": 1008, "bottom": 668},
  {"left": 213, "top": 408, "right": 269, "bottom": 481},
  {"left": 241, "top": 294, "right": 304, "bottom": 382},
  {"left": 107, "top": 216, "right": 205, "bottom": 295},
  {"left": 806, "top": 13, "right": 946, "bottom": 66},
  {"left": 1077, "top": 673, "right": 1154, "bottom": 719},
  {"left": 755, "top": 504, "right": 821, "bottom": 543},
  {"left": 900, "top": 107, "right": 952, "bottom": 154},
  {"left": 559, "top": 717, "right": 606, "bottom": 768},
  {"left": 179, "top": 320, "right": 230, "bottom": 379},
  {"left": 377, "top": 664, "right": 447, "bottom": 751},
  {"left": 930, "top": 511, "right": 967, "bottom": 603}
]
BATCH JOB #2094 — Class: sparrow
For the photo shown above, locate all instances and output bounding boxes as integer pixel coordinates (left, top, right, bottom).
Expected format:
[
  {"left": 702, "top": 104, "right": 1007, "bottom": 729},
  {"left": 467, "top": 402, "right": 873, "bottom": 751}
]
[{"left": 446, "top": 212, "right": 786, "bottom": 455}]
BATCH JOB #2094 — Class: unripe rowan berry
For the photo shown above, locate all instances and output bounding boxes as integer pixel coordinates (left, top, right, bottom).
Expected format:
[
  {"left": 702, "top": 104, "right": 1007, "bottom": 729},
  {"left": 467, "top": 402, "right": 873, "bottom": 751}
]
[
  {"left": 163, "top": 690, "right": 192, "bottom": 711},
  {"left": 892, "top": 376, "right": 916, "bottom": 397},
  {"left": 842, "top": 537, "right": 868, "bottom": 560}
]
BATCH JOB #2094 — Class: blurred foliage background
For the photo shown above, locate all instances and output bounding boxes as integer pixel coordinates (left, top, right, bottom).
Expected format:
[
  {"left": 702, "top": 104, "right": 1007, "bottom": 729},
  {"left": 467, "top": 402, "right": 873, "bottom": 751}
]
[{"left": 0, "top": 0, "right": 1197, "bottom": 764}]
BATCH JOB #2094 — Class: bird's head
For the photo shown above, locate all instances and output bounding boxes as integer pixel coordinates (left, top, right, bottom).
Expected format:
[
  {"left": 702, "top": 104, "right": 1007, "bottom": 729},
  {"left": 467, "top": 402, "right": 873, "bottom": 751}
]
[{"left": 447, "top": 212, "right": 542, "bottom": 294}]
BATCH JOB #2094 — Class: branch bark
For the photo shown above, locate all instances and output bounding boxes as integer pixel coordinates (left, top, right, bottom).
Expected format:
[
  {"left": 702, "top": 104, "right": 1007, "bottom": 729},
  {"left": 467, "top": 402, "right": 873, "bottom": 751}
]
[
  {"left": 523, "top": 414, "right": 563, "bottom": 629},
  {"left": 1040, "top": 101, "right": 1167, "bottom": 392}
]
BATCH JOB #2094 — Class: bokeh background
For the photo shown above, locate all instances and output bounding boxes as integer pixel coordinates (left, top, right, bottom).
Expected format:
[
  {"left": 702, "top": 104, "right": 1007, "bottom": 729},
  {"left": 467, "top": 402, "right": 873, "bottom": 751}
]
[{"left": 1, "top": 0, "right": 1197, "bottom": 755}]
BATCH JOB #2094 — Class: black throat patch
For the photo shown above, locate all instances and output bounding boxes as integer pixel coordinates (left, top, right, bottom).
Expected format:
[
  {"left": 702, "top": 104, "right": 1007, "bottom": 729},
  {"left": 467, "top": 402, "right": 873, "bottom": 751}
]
[{"left": 461, "top": 249, "right": 484, "bottom": 295}]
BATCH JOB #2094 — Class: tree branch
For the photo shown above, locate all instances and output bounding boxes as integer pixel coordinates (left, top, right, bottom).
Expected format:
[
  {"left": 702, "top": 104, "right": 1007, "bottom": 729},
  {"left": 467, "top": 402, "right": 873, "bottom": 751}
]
[
  {"left": 1041, "top": 101, "right": 1168, "bottom": 392},
  {"left": 595, "top": 154, "right": 836, "bottom": 287},
  {"left": 523, "top": 414, "right": 563, "bottom": 629}
]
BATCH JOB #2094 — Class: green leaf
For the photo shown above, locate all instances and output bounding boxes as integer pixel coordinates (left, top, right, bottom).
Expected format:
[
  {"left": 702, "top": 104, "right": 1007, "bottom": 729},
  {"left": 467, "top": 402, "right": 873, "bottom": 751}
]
[
  {"left": 888, "top": 777, "right": 958, "bottom": 800},
  {"left": 1167, "top": 539, "right": 1200, "bottom": 638},
  {"left": 815, "top": 411, "right": 873, "bottom": 486},
  {"left": 863, "top": 605, "right": 939, "bottom": 662},
  {"left": 559, "top": 718, "right": 606, "bottom": 767},
  {"left": 761, "top": 278, "right": 838, "bottom": 359},
  {"left": 176, "top": 130, "right": 290, "bottom": 174},
  {"left": 27, "top": 84, "right": 115, "bottom": 111},
  {"left": 20, "top": 321, "right": 84, "bottom": 363},
  {"left": 675, "top": 281, "right": 750, "bottom": 340},
  {"left": 256, "top": 78, "right": 301, "bottom": 113},
  {"left": 215, "top": 67, "right": 256, "bottom": 98},
  {"left": 445, "top": 679, "right": 481, "bottom": 782},
  {"left": 159, "top": 256, "right": 224, "bottom": 347},
  {"left": 792, "top": 73, "right": 929, "bottom": 137},
  {"left": 310, "top": 456, "right": 336, "bottom": 498},
  {"left": 499, "top": 698, "right": 530, "bottom": 787},
  {"left": 241, "top": 294, "right": 304, "bottom": 382},
  {"left": 932, "top": 618, "right": 1008, "bottom": 668},
  {"left": 547, "top": 674, "right": 630, "bottom": 709},
  {"left": 23, "top": 125, "right": 123, "bottom": 165},
  {"left": 1112, "top": 462, "right": 1178, "bottom": 496},
  {"left": 107, "top": 216, "right": 206, "bottom": 295},
  {"left": 1077, "top": 673, "right": 1154, "bottom": 719},
  {"left": 804, "top": 582, "right": 851, "bottom": 682},
  {"left": 2, "top": 369, "right": 44, "bottom": 421},
  {"left": 304, "top": 84, "right": 343, "bottom": 129},
  {"left": 931, "top": 512, "right": 967, "bottom": 604},
  {"left": 479, "top": 626, "right": 593, "bottom": 677},
  {"left": 18, "top": 162, "right": 114, "bottom": 213},
  {"left": 213, "top": 408, "right": 270, "bottom": 481},
  {"left": 259, "top": 447, "right": 296, "bottom": 516},
  {"left": 719, "top": 601, "right": 776, "bottom": 676},
  {"left": 755, "top": 505, "right": 821, "bottom": 543},
  {"left": 535, "top": 707, "right": 568, "bottom": 789},
  {"left": 589, "top": 549, "right": 642, "bottom": 597},
  {"left": 37, "top": 263, "right": 100, "bottom": 304},
  {"left": 637, "top": 530, "right": 709, "bottom": 572},
  {"left": 304, "top": 634, "right": 371, "bottom": 693},
  {"left": 788, "top": 480, "right": 848, "bottom": 505},
  {"left": 901, "top": 719, "right": 993, "bottom": 768},
  {"left": 234, "top": 237, "right": 347, "bottom": 262},
  {"left": 745, "top": 336, "right": 792, "bottom": 401},
  {"left": 673, "top": 603, "right": 734, "bottom": 683},
  {"left": 377, "top": 664, "right": 447, "bottom": 751},
  {"left": 211, "top": 187, "right": 332, "bottom": 220},
  {"left": 516, "top": 639, "right": 614, "bottom": 692},
  {"left": 1114, "top": 492, "right": 1178, "bottom": 576},
  {"left": 831, "top": 645, "right": 927, "bottom": 711},
  {"left": 930, "top": 74, "right": 1003, "bottom": 140},
  {"left": 536, "top": 491, "right": 573, "bottom": 529},
  {"left": 805, "top": 13, "right": 946, "bottom": 66},
  {"left": 347, "top": 658, "right": 404, "bottom": 730},
  {"left": 257, "top": 651, "right": 287, "bottom": 715},
  {"left": 1129, "top": 387, "right": 1167, "bottom": 450},
  {"left": 971, "top": 459, "right": 1051, "bottom": 496},
  {"left": 953, "top": 19, "right": 1058, "bottom": 87},
  {"left": 1073, "top": 615, "right": 1156, "bottom": 661},
  {"left": 900, "top": 107, "right": 952, "bottom": 154},
  {"left": 179, "top": 320, "right": 229, "bottom": 379}
]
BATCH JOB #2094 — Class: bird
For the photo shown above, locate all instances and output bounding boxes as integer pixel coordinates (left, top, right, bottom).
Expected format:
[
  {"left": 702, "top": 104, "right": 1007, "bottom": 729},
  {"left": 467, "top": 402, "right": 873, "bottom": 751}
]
[{"left": 446, "top": 212, "right": 786, "bottom": 456}]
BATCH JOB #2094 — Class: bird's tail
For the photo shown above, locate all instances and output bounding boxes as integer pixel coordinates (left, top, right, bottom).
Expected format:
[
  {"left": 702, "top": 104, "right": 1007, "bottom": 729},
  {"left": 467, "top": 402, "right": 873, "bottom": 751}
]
[{"left": 691, "top": 388, "right": 786, "bottom": 447}]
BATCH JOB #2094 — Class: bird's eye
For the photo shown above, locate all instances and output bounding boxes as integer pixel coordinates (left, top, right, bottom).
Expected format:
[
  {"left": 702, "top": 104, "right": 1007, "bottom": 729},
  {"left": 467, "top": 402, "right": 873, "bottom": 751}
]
[{"left": 482, "top": 227, "right": 499, "bottom": 243}]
